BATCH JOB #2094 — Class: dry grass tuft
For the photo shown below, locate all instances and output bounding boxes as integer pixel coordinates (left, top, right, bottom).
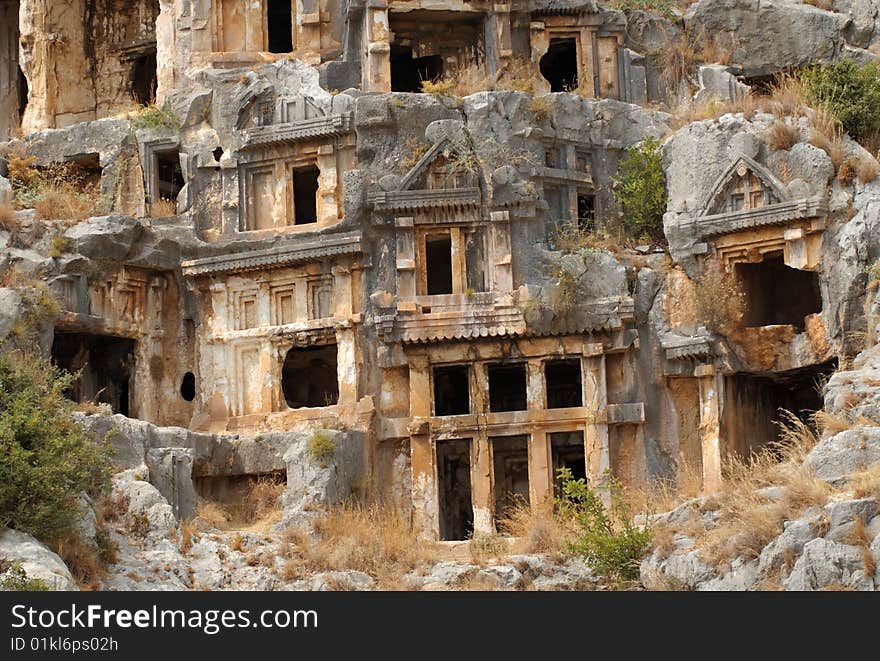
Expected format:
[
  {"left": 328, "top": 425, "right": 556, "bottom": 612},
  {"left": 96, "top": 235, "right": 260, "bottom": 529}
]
[
  {"left": 695, "top": 411, "right": 829, "bottom": 565},
  {"left": 179, "top": 518, "right": 197, "bottom": 554},
  {"left": 149, "top": 197, "right": 177, "bottom": 218},
  {"left": 659, "top": 29, "right": 698, "bottom": 92},
  {"left": 0, "top": 203, "right": 16, "bottom": 231},
  {"left": 764, "top": 73, "right": 808, "bottom": 119},
  {"left": 280, "top": 503, "right": 439, "bottom": 587},
  {"left": 421, "top": 58, "right": 543, "bottom": 98},
  {"left": 850, "top": 518, "right": 877, "bottom": 576},
  {"left": 838, "top": 156, "right": 858, "bottom": 186},
  {"left": 468, "top": 531, "right": 510, "bottom": 564},
  {"left": 809, "top": 105, "right": 846, "bottom": 170},
  {"left": 497, "top": 501, "right": 567, "bottom": 554},
  {"left": 855, "top": 155, "right": 880, "bottom": 183},
  {"left": 237, "top": 476, "right": 285, "bottom": 524},
  {"left": 848, "top": 463, "right": 880, "bottom": 502},
  {"left": 53, "top": 536, "right": 106, "bottom": 591},
  {"left": 196, "top": 475, "right": 285, "bottom": 531},
  {"left": 765, "top": 120, "right": 800, "bottom": 151}
]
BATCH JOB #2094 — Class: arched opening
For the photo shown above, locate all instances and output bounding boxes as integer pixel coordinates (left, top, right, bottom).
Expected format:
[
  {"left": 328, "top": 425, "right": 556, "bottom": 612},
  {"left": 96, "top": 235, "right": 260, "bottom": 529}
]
[
  {"left": 281, "top": 344, "right": 339, "bottom": 408},
  {"left": 180, "top": 372, "right": 196, "bottom": 401}
]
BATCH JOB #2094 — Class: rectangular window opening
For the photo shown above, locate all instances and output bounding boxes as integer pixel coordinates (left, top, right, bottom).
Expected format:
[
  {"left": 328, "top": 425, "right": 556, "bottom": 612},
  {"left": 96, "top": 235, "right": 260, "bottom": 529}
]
[
  {"left": 437, "top": 439, "right": 474, "bottom": 541},
  {"left": 52, "top": 332, "right": 135, "bottom": 416},
  {"left": 425, "top": 234, "right": 453, "bottom": 295},
  {"left": 491, "top": 435, "right": 530, "bottom": 530},
  {"left": 293, "top": 165, "right": 319, "bottom": 225},
  {"left": 155, "top": 148, "right": 183, "bottom": 202},
  {"left": 577, "top": 194, "right": 595, "bottom": 232},
  {"left": 266, "top": 0, "right": 293, "bottom": 53},
  {"left": 488, "top": 363, "right": 527, "bottom": 413},
  {"left": 546, "top": 359, "right": 583, "bottom": 409},
  {"left": 433, "top": 365, "right": 470, "bottom": 416},
  {"left": 282, "top": 343, "right": 339, "bottom": 408},
  {"left": 735, "top": 253, "right": 822, "bottom": 331},
  {"left": 550, "top": 431, "right": 586, "bottom": 495}
]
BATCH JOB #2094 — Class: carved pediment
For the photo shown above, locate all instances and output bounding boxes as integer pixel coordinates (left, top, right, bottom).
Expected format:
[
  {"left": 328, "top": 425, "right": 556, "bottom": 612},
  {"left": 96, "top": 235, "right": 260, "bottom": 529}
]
[
  {"left": 398, "top": 137, "right": 481, "bottom": 192},
  {"left": 700, "top": 155, "right": 789, "bottom": 217}
]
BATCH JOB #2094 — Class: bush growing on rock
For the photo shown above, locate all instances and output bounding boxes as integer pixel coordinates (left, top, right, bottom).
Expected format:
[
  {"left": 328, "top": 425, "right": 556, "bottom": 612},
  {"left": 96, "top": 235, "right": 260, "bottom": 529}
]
[
  {"left": 802, "top": 60, "right": 880, "bottom": 142},
  {"left": 612, "top": 137, "right": 667, "bottom": 243},
  {"left": 0, "top": 561, "right": 51, "bottom": 591},
  {"left": 0, "top": 351, "right": 111, "bottom": 543},
  {"left": 557, "top": 467, "right": 651, "bottom": 584}
]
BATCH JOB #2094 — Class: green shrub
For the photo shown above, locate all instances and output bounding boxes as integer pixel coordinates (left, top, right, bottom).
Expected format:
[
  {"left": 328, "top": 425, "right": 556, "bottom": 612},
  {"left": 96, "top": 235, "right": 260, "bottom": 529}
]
[
  {"left": 308, "top": 429, "right": 337, "bottom": 466},
  {"left": 0, "top": 351, "right": 111, "bottom": 542},
  {"left": 612, "top": 137, "right": 667, "bottom": 243},
  {"left": 131, "top": 104, "right": 180, "bottom": 131},
  {"left": 0, "top": 562, "right": 52, "bottom": 591},
  {"left": 556, "top": 467, "right": 652, "bottom": 584},
  {"left": 802, "top": 60, "right": 880, "bottom": 141},
  {"left": 866, "top": 260, "right": 880, "bottom": 283}
]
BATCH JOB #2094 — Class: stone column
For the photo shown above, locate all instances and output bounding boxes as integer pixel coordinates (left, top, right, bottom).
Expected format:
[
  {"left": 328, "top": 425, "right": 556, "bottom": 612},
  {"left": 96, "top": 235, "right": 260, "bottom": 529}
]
[
  {"left": 696, "top": 364, "right": 723, "bottom": 495},
  {"left": 363, "top": 1, "right": 390, "bottom": 92},
  {"left": 525, "top": 359, "right": 552, "bottom": 507},
  {"left": 490, "top": 210, "right": 512, "bottom": 292},
  {"left": 316, "top": 143, "right": 337, "bottom": 225},
  {"left": 408, "top": 355, "right": 436, "bottom": 537},
  {"left": 583, "top": 349, "right": 609, "bottom": 488},
  {"left": 336, "top": 328, "right": 358, "bottom": 407},
  {"left": 0, "top": 0, "right": 20, "bottom": 140},
  {"left": 471, "top": 361, "right": 493, "bottom": 534}
]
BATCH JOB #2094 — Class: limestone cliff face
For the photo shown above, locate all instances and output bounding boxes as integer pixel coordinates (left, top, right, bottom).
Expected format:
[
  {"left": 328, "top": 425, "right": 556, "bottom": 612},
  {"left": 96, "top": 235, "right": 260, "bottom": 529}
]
[{"left": 1, "top": 0, "right": 880, "bottom": 589}]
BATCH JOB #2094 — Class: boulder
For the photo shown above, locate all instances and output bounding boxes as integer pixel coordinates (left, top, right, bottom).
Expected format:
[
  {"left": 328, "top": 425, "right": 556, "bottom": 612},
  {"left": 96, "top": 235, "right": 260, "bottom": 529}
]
[
  {"left": 280, "top": 429, "right": 364, "bottom": 526},
  {"left": 783, "top": 538, "right": 875, "bottom": 590},
  {"left": 0, "top": 528, "right": 78, "bottom": 591},
  {"left": 803, "top": 428, "right": 880, "bottom": 483},
  {"left": 686, "top": 0, "right": 852, "bottom": 77},
  {"left": 146, "top": 448, "right": 197, "bottom": 520}
]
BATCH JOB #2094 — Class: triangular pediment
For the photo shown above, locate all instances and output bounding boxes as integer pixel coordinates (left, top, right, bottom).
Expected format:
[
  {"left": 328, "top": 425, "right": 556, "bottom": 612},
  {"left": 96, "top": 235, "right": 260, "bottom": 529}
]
[
  {"left": 398, "top": 137, "right": 480, "bottom": 192},
  {"left": 700, "top": 155, "right": 789, "bottom": 217}
]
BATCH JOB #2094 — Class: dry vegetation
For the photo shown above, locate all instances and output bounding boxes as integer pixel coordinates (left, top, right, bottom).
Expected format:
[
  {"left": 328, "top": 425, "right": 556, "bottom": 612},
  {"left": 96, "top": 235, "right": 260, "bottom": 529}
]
[
  {"left": 660, "top": 412, "right": 830, "bottom": 566},
  {"left": 497, "top": 500, "right": 569, "bottom": 556},
  {"left": 764, "top": 119, "right": 800, "bottom": 150},
  {"left": 420, "top": 59, "right": 545, "bottom": 98},
  {"left": 3, "top": 149, "right": 102, "bottom": 221},
  {"left": 195, "top": 475, "right": 286, "bottom": 532},
  {"left": 149, "top": 197, "right": 177, "bottom": 218},
  {"left": 279, "top": 503, "right": 439, "bottom": 588}
]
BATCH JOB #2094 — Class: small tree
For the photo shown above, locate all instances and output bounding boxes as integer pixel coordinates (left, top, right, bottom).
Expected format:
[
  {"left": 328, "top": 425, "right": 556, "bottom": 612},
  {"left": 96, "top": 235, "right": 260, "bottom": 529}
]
[
  {"left": 556, "top": 467, "right": 651, "bottom": 584},
  {"left": 0, "top": 350, "right": 110, "bottom": 542},
  {"left": 612, "top": 137, "right": 667, "bottom": 243}
]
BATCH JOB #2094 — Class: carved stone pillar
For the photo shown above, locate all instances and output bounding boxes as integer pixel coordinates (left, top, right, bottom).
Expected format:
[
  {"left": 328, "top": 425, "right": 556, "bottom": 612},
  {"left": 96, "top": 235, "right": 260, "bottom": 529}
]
[
  {"left": 364, "top": 1, "right": 390, "bottom": 92},
  {"left": 408, "top": 354, "right": 435, "bottom": 537},
  {"left": 490, "top": 210, "right": 513, "bottom": 293},
  {"left": 696, "top": 364, "right": 723, "bottom": 495},
  {"left": 583, "top": 347, "right": 609, "bottom": 489}
]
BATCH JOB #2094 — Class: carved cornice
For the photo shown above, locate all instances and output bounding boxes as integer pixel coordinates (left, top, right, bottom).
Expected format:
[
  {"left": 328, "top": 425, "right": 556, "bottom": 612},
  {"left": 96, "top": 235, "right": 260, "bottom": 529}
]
[
  {"left": 662, "top": 334, "right": 714, "bottom": 361},
  {"left": 376, "top": 296, "right": 634, "bottom": 344},
  {"left": 368, "top": 187, "right": 482, "bottom": 211},
  {"left": 182, "top": 231, "right": 363, "bottom": 277},
  {"left": 537, "top": 166, "right": 593, "bottom": 186},
  {"left": 681, "top": 197, "right": 828, "bottom": 240},
  {"left": 531, "top": 0, "right": 602, "bottom": 15},
  {"left": 241, "top": 112, "right": 354, "bottom": 149}
]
